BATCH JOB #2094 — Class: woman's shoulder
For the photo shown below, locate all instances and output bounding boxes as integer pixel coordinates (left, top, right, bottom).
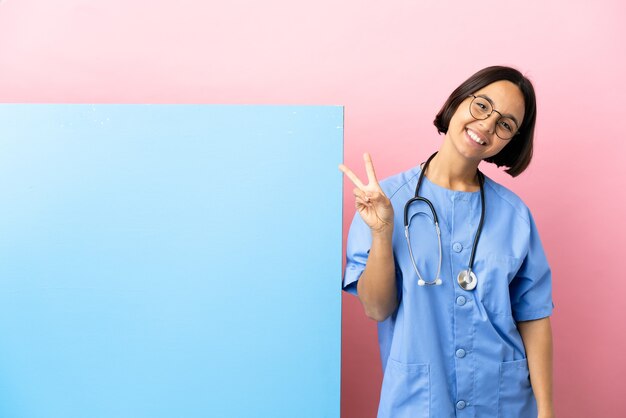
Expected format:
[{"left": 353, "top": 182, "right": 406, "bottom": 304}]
[
  {"left": 483, "top": 176, "right": 532, "bottom": 226},
  {"left": 378, "top": 165, "right": 421, "bottom": 202}
]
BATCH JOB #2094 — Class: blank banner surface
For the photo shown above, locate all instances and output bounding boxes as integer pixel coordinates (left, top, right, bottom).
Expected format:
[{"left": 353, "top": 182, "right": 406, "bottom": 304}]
[{"left": 0, "top": 105, "right": 343, "bottom": 418}]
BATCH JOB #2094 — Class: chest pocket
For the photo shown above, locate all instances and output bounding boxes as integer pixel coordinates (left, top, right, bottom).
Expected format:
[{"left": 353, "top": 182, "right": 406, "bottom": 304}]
[
  {"left": 474, "top": 254, "right": 521, "bottom": 315},
  {"left": 378, "top": 359, "right": 430, "bottom": 418}
]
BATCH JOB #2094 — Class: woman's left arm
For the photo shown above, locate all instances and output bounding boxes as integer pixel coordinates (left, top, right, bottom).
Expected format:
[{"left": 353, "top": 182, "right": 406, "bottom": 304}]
[{"left": 517, "top": 316, "right": 555, "bottom": 418}]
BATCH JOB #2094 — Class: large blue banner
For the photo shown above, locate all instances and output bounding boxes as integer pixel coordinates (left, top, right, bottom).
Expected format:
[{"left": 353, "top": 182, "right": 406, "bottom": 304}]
[{"left": 0, "top": 105, "right": 343, "bottom": 418}]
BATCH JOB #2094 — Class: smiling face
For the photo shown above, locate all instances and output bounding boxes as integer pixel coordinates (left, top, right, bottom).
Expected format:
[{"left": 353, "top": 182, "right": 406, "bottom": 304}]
[{"left": 444, "top": 80, "right": 526, "bottom": 163}]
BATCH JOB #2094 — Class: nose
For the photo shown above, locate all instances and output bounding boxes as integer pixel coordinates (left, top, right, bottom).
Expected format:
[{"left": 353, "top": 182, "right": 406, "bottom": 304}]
[{"left": 478, "top": 113, "right": 499, "bottom": 134}]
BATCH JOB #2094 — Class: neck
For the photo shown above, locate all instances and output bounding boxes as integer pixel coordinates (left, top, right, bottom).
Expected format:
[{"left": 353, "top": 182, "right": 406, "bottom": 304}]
[{"left": 424, "top": 143, "right": 481, "bottom": 192}]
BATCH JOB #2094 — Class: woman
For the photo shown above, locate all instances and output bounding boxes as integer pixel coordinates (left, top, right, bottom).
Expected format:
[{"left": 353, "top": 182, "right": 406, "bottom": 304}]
[{"left": 339, "top": 66, "right": 555, "bottom": 418}]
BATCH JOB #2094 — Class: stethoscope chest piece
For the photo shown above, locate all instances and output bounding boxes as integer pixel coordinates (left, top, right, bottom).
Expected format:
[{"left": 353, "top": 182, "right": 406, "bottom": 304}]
[{"left": 457, "top": 270, "right": 477, "bottom": 291}]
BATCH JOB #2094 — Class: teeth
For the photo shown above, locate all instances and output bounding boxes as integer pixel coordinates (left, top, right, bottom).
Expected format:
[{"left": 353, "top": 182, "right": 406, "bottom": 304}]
[{"left": 467, "top": 129, "right": 486, "bottom": 145}]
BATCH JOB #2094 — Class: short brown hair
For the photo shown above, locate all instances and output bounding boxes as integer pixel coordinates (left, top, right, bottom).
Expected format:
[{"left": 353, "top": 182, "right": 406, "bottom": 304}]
[{"left": 433, "top": 66, "right": 537, "bottom": 177}]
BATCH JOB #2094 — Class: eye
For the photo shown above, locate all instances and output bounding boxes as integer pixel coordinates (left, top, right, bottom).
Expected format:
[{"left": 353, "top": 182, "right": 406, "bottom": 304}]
[
  {"left": 499, "top": 120, "right": 513, "bottom": 132},
  {"left": 472, "top": 101, "right": 489, "bottom": 114}
]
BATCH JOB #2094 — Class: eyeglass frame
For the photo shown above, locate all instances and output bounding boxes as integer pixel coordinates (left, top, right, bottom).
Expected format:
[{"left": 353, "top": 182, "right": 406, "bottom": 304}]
[{"left": 467, "top": 94, "right": 521, "bottom": 140}]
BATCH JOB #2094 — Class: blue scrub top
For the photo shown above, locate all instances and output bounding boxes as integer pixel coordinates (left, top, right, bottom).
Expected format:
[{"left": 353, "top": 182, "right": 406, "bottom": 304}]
[{"left": 344, "top": 165, "right": 554, "bottom": 418}]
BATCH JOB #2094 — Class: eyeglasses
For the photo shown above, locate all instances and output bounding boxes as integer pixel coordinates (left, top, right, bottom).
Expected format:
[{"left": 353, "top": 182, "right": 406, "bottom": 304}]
[{"left": 468, "top": 94, "right": 520, "bottom": 140}]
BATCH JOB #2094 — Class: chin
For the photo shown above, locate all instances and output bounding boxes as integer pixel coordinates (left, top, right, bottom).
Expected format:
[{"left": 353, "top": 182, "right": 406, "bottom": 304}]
[{"left": 454, "top": 139, "right": 487, "bottom": 162}]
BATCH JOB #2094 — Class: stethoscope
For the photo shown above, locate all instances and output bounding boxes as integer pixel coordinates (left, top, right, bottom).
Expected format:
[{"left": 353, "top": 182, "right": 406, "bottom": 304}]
[{"left": 403, "top": 152, "right": 485, "bottom": 291}]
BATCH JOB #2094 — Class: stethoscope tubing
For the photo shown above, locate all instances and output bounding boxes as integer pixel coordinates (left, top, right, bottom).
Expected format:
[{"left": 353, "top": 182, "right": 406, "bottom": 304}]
[
  {"left": 467, "top": 174, "right": 486, "bottom": 277},
  {"left": 404, "top": 208, "right": 443, "bottom": 286}
]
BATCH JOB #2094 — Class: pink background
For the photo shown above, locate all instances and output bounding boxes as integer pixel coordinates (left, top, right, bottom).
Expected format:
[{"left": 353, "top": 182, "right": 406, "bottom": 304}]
[{"left": 1, "top": 1, "right": 625, "bottom": 417}]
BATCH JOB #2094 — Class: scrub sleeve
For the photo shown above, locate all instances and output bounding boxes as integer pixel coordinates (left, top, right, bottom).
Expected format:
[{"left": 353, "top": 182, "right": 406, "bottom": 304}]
[{"left": 510, "top": 213, "right": 554, "bottom": 322}]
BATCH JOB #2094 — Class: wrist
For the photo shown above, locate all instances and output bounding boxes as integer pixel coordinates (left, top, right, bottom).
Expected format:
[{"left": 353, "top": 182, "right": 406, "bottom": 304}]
[{"left": 371, "top": 224, "right": 393, "bottom": 238}]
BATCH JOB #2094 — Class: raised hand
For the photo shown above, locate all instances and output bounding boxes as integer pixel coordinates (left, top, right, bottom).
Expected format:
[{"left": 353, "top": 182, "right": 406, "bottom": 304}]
[{"left": 339, "top": 153, "right": 394, "bottom": 233}]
